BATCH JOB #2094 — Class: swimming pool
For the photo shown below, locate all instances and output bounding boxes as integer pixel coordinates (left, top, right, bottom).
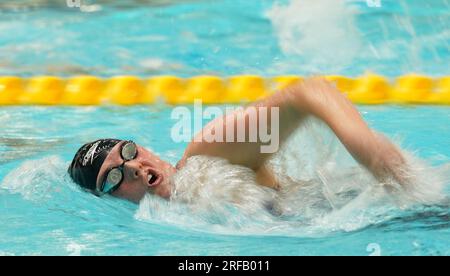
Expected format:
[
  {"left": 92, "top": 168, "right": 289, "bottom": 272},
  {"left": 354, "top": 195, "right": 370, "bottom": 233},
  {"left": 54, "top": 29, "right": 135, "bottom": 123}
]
[{"left": 0, "top": 0, "right": 449, "bottom": 256}]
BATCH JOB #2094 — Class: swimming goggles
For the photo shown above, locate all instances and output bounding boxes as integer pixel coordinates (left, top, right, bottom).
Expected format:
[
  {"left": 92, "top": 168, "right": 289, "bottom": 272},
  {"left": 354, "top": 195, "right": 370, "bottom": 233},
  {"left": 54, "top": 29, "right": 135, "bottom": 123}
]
[{"left": 98, "top": 141, "right": 138, "bottom": 195}]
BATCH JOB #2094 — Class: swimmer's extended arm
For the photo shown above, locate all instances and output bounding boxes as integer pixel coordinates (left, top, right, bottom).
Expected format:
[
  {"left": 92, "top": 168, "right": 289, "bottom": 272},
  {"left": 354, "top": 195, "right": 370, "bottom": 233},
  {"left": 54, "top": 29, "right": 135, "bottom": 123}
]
[
  {"left": 182, "top": 77, "right": 406, "bottom": 187},
  {"left": 289, "top": 78, "right": 407, "bottom": 184}
]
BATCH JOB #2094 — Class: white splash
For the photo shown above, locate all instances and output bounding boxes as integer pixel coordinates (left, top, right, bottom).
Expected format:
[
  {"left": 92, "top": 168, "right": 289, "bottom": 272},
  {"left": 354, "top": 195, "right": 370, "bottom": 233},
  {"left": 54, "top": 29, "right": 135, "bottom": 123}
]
[
  {"left": 135, "top": 155, "right": 279, "bottom": 234},
  {"left": 266, "top": 0, "right": 362, "bottom": 70},
  {"left": 0, "top": 156, "right": 68, "bottom": 201}
]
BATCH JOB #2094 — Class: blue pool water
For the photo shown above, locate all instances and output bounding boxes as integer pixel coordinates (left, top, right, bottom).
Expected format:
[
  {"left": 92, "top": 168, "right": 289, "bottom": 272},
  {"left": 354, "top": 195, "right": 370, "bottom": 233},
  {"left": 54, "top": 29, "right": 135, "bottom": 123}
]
[{"left": 1, "top": 0, "right": 450, "bottom": 256}]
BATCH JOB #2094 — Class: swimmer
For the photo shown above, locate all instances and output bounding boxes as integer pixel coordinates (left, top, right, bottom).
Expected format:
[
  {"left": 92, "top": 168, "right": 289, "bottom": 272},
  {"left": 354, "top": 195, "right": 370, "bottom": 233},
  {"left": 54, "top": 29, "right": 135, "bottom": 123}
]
[{"left": 68, "top": 78, "right": 407, "bottom": 203}]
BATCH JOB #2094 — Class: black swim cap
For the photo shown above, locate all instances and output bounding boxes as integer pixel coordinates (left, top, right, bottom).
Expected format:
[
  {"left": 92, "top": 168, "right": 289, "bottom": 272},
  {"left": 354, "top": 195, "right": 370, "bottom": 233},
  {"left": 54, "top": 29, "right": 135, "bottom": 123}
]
[{"left": 68, "top": 139, "right": 122, "bottom": 192}]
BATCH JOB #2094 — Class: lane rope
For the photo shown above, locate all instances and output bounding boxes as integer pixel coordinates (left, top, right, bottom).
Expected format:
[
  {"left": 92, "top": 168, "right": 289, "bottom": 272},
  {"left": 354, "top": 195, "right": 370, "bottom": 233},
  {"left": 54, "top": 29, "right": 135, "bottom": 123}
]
[{"left": 0, "top": 74, "right": 449, "bottom": 105}]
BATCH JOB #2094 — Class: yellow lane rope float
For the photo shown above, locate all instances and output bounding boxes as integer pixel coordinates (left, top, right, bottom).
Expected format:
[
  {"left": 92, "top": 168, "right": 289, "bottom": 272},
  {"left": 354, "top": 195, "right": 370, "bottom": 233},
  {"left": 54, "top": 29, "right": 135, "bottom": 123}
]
[{"left": 0, "top": 74, "right": 449, "bottom": 105}]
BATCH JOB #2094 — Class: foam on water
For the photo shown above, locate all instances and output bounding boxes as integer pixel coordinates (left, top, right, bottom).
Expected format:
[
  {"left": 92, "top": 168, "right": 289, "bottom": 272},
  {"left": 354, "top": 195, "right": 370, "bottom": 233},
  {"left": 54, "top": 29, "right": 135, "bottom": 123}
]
[
  {"left": 265, "top": 0, "right": 450, "bottom": 76},
  {"left": 266, "top": 0, "right": 362, "bottom": 71},
  {"left": 0, "top": 155, "right": 137, "bottom": 224},
  {"left": 0, "top": 156, "right": 70, "bottom": 202}
]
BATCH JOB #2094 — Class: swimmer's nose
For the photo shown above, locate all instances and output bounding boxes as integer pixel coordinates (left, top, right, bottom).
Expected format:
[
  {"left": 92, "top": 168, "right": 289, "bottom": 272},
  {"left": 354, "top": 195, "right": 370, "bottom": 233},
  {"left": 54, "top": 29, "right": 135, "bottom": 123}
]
[{"left": 123, "top": 160, "right": 143, "bottom": 180}]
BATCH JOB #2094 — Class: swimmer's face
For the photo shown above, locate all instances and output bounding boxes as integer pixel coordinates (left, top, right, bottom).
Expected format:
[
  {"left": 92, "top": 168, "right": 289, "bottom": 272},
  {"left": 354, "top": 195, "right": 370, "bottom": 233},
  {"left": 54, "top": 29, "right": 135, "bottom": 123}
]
[{"left": 96, "top": 141, "right": 176, "bottom": 203}]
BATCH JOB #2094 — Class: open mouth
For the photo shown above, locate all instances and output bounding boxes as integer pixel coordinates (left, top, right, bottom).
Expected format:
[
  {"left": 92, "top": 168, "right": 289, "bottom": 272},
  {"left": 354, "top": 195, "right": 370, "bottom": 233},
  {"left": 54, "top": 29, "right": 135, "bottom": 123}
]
[{"left": 147, "top": 169, "right": 162, "bottom": 187}]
